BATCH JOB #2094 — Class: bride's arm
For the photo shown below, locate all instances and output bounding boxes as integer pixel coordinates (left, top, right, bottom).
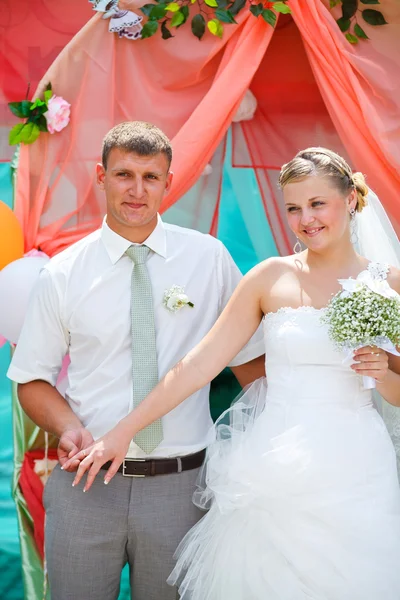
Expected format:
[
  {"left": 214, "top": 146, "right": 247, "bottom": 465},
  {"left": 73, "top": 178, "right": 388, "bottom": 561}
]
[
  {"left": 376, "top": 268, "right": 400, "bottom": 407},
  {"left": 66, "top": 263, "right": 267, "bottom": 489},
  {"left": 354, "top": 267, "right": 400, "bottom": 407},
  {"left": 123, "top": 266, "right": 265, "bottom": 435},
  {"left": 375, "top": 362, "right": 400, "bottom": 407}
]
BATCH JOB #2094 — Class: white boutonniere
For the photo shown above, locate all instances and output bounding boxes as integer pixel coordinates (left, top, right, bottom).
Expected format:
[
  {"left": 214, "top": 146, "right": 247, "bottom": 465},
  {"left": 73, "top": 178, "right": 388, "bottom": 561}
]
[{"left": 163, "top": 285, "right": 194, "bottom": 313}]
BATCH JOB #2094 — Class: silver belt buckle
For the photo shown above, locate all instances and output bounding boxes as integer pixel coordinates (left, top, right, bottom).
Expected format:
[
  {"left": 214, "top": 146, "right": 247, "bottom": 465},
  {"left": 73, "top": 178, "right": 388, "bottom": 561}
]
[{"left": 122, "top": 457, "right": 146, "bottom": 477}]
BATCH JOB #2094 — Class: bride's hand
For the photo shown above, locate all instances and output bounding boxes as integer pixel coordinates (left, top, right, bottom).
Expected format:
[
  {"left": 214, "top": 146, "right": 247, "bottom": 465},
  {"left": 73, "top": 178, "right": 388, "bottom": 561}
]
[
  {"left": 352, "top": 346, "right": 389, "bottom": 383},
  {"left": 62, "top": 424, "right": 132, "bottom": 492}
]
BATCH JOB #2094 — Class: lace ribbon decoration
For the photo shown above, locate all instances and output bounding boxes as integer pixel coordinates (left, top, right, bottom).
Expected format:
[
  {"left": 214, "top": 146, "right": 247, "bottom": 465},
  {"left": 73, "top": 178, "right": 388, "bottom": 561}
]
[
  {"left": 90, "top": 0, "right": 143, "bottom": 40},
  {"left": 367, "top": 261, "right": 390, "bottom": 281}
]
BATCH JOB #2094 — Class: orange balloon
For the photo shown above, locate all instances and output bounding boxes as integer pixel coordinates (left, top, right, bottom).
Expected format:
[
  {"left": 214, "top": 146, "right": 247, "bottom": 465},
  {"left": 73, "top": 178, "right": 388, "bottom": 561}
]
[{"left": 0, "top": 201, "right": 24, "bottom": 270}]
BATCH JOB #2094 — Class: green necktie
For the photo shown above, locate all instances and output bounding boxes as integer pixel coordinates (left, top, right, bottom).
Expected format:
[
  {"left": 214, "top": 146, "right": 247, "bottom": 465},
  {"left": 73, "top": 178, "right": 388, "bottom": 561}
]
[{"left": 125, "top": 245, "right": 163, "bottom": 453}]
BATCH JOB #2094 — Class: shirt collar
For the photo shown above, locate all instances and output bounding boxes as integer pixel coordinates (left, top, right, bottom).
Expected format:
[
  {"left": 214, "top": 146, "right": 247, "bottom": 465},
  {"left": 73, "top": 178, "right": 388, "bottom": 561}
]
[{"left": 101, "top": 214, "right": 167, "bottom": 264}]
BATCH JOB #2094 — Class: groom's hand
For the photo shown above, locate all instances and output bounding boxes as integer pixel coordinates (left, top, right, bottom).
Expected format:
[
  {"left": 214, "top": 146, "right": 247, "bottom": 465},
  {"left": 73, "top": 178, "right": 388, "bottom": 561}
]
[
  {"left": 62, "top": 423, "right": 132, "bottom": 491},
  {"left": 58, "top": 427, "right": 95, "bottom": 472}
]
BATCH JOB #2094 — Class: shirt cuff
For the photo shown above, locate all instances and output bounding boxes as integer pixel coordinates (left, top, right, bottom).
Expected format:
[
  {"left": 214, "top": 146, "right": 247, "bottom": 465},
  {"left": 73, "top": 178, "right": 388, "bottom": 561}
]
[{"left": 227, "top": 339, "right": 265, "bottom": 367}]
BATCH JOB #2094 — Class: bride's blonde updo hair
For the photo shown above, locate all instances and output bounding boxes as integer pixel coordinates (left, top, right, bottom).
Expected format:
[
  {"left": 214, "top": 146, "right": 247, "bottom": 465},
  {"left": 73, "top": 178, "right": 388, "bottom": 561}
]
[{"left": 279, "top": 147, "right": 368, "bottom": 213}]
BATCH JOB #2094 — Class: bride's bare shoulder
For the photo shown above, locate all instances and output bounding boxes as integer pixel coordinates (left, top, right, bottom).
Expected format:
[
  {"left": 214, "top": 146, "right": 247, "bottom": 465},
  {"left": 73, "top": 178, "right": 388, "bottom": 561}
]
[
  {"left": 244, "top": 256, "right": 296, "bottom": 288},
  {"left": 387, "top": 265, "right": 400, "bottom": 295},
  {"left": 251, "top": 256, "right": 297, "bottom": 276}
]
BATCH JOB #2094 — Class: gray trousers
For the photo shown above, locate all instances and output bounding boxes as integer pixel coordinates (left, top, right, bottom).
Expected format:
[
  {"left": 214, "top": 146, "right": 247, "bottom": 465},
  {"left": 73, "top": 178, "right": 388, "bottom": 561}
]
[{"left": 44, "top": 464, "right": 204, "bottom": 600}]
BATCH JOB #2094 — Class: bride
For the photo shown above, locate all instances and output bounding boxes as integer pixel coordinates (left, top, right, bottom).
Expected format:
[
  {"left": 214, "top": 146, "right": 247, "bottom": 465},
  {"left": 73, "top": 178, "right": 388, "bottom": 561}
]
[{"left": 67, "top": 148, "right": 400, "bottom": 599}]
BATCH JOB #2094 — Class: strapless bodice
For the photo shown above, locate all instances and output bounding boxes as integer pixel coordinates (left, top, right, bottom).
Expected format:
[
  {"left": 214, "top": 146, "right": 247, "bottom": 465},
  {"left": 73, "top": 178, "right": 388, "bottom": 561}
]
[{"left": 263, "top": 307, "right": 372, "bottom": 407}]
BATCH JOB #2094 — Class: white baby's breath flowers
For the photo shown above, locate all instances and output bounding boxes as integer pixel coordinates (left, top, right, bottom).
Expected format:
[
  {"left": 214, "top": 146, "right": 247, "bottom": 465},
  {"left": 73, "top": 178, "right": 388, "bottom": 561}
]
[
  {"left": 323, "top": 275, "right": 400, "bottom": 348},
  {"left": 322, "top": 270, "right": 400, "bottom": 388},
  {"left": 163, "top": 285, "right": 194, "bottom": 313}
]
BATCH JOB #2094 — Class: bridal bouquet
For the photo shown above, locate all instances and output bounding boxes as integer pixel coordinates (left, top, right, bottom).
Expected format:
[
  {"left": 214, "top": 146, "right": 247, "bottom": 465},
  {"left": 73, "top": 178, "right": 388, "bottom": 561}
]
[{"left": 322, "top": 269, "right": 400, "bottom": 389}]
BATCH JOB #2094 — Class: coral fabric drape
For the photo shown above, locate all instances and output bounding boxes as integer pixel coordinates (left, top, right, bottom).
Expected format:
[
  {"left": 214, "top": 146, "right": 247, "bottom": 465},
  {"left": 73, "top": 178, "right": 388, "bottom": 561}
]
[
  {"left": 15, "top": 12, "right": 273, "bottom": 256},
  {"left": 13, "top": 0, "right": 400, "bottom": 256},
  {"left": 291, "top": 0, "right": 400, "bottom": 230},
  {"left": 19, "top": 449, "right": 58, "bottom": 560},
  {"left": 232, "top": 13, "right": 350, "bottom": 254},
  {"left": 0, "top": 0, "right": 93, "bottom": 162},
  {"left": 232, "top": 0, "right": 400, "bottom": 253}
]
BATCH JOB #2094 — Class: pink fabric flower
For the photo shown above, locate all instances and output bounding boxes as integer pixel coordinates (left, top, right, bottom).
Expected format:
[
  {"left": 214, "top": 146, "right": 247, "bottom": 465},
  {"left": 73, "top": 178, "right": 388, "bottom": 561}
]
[{"left": 44, "top": 96, "right": 71, "bottom": 134}]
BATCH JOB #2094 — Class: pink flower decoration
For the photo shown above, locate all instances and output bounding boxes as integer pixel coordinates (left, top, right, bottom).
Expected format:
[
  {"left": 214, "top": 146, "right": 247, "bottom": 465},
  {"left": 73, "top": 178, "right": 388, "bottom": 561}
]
[
  {"left": 44, "top": 95, "right": 71, "bottom": 134},
  {"left": 0, "top": 334, "right": 7, "bottom": 348}
]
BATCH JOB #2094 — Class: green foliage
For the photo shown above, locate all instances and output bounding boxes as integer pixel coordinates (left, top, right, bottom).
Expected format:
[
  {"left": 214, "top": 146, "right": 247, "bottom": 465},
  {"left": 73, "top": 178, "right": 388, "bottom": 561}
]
[
  {"left": 272, "top": 1, "right": 291, "bottom": 14},
  {"left": 249, "top": 3, "right": 263, "bottom": 17},
  {"left": 149, "top": 4, "right": 168, "bottom": 19},
  {"left": 362, "top": 8, "right": 387, "bottom": 25},
  {"left": 141, "top": 20, "right": 159, "bottom": 37},
  {"left": 140, "top": 3, "right": 156, "bottom": 16},
  {"left": 161, "top": 20, "right": 174, "bottom": 38},
  {"left": 34, "top": 115, "right": 49, "bottom": 132},
  {"left": 329, "top": 1, "right": 387, "bottom": 44},
  {"left": 229, "top": 0, "right": 245, "bottom": 16},
  {"left": 9, "top": 124, "right": 25, "bottom": 145},
  {"left": 136, "top": 0, "right": 388, "bottom": 42},
  {"left": 138, "top": 0, "right": 289, "bottom": 40},
  {"left": 262, "top": 9, "right": 276, "bottom": 27},
  {"left": 336, "top": 17, "right": 351, "bottom": 31},
  {"left": 215, "top": 8, "right": 236, "bottom": 23},
  {"left": 208, "top": 18, "right": 223, "bottom": 37},
  {"left": 8, "top": 101, "right": 32, "bottom": 119},
  {"left": 170, "top": 9, "right": 185, "bottom": 26},
  {"left": 9, "top": 122, "right": 40, "bottom": 145},
  {"left": 44, "top": 89, "right": 53, "bottom": 103},
  {"left": 20, "top": 122, "right": 40, "bottom": 144},
  {"left": 30, "top": 98, "right": 47, "bottom": 111},
  {"left": 191, "top": 13, "right": 205, "bottom": 39},
  {"left": 341, "top": 0, "right": 358, "bottom": 19},
  {"left": 354, "top": 23, "right": 368, "bottom": 38},
  {"left": 345, "top": 32, "right": 358, "bottom": 43},
  {"left": 8, "top": 82, "right": 55, "bottom": 146}
]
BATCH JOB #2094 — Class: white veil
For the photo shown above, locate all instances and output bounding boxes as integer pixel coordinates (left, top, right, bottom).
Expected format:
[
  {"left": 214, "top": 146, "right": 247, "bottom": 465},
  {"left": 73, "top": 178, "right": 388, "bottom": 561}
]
[{"left": 354, "top": 190, "right": 400, "bottom": 476}]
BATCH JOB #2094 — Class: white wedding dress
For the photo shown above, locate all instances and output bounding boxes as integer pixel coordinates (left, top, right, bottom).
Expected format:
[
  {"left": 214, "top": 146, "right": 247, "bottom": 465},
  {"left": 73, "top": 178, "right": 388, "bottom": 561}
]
[{"left": 169, "top": 263, "right": 400, "bottom": 599}]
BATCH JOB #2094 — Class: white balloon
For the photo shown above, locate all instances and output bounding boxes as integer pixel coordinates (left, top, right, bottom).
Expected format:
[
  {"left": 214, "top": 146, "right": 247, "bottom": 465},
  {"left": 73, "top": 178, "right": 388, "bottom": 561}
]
[{"left": 0, "top": 256, "right": 49, "bottom": 344}]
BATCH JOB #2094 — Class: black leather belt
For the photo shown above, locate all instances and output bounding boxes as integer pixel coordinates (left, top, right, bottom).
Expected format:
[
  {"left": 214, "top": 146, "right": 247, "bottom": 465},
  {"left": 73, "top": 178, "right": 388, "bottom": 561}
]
[{"left": 101, "top": 448, "right": 206, "bottom": 477}]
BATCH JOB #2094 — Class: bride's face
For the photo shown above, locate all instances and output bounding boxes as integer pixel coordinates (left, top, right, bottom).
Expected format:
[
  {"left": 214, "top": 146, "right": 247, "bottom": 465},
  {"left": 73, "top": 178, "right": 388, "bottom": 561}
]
[{"left": 283, "top": 176, "right": 356, "bottom": 253}]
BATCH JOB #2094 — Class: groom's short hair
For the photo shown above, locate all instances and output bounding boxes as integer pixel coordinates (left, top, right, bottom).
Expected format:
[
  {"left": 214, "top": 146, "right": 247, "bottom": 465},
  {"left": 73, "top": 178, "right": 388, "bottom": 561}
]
[{"left": 102, "top": 121, "right": 172, "bottom": 170}]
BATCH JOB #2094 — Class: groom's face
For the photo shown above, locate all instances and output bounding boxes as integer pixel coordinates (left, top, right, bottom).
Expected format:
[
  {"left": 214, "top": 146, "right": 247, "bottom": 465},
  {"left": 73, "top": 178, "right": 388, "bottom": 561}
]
[{"left": 97, "top": 148, "right": 173, "bottom": 236}]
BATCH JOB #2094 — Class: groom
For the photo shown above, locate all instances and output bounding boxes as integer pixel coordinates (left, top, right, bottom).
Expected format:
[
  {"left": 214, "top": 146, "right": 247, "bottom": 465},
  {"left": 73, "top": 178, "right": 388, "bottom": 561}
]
[{"left": 8, "top": 121, "right": 265, "bottom": 600}]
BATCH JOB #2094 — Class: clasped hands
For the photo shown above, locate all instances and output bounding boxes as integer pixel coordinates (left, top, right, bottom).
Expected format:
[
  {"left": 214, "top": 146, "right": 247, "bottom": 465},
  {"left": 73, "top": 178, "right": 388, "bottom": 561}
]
[
  {"left": 59, "top": 421, "right": 133, "bottom": 492},
  {"left": 58, "top": 346, "right": 389, "bottom": 493}
]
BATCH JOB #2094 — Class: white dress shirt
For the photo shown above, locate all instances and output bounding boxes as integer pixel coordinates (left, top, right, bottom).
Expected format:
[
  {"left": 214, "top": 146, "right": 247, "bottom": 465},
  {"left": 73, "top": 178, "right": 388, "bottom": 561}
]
[{"left": 8, "top": 216, "right": 264, "bottom": 457}]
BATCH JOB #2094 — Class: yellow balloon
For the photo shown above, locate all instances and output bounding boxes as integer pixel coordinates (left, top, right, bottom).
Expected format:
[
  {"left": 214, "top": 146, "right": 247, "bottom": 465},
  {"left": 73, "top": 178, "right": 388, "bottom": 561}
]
[{"left": 0, "top": 201, "right": 24, "bottom": 270}]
